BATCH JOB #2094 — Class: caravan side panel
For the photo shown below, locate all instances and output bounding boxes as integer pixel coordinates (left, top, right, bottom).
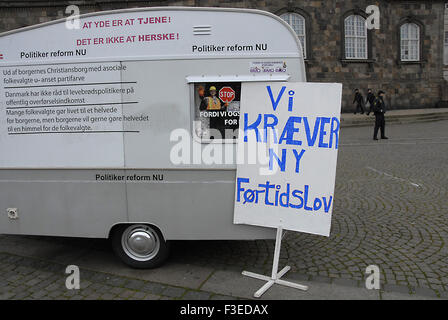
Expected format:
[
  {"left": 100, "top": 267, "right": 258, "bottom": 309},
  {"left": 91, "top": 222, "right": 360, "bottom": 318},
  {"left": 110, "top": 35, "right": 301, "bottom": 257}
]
[{"left": 0, "top": 8, "right": 304, "bottom": 239}]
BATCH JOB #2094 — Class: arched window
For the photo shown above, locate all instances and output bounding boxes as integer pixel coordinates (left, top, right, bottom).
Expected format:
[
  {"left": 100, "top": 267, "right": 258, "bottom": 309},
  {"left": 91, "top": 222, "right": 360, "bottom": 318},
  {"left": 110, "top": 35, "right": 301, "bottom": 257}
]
[
  {"left": 344, "top": 15, "right": 367, "bottom": 59},
  {"left": 400, "top": 23, "right": 420, "bottom": 61},
  {"left": 280, "top": 12, "right": 306, "bottom": 58}
]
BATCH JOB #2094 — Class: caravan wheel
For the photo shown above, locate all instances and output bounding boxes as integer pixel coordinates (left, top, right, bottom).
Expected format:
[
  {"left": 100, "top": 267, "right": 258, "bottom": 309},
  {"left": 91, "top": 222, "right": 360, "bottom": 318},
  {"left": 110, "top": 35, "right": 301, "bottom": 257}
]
[{"left": 111, "top": 224, "right": 170, "bottom": 269}]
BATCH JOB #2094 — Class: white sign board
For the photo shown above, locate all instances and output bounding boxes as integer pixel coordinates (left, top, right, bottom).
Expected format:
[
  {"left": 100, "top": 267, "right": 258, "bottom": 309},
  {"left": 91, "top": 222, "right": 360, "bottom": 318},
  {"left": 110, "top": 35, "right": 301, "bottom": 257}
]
[{"left": 234, "top": 82, "right": 342, "bottom": 236}]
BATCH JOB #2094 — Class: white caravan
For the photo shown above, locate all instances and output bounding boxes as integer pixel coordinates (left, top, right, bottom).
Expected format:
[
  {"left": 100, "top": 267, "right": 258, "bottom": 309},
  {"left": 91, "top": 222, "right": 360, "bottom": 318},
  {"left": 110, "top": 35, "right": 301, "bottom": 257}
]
[{"left": 0, "top": 7, "right": 306, "bottom": 268}]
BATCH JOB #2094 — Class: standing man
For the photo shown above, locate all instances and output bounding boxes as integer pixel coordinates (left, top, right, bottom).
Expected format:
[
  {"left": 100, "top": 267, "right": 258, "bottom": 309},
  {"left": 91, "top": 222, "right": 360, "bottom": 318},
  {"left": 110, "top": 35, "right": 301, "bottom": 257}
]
[
  {"left": 365, "top": 88, "right": 375, "bottom": 115},
  {"left": 199, "top": 86, "right": 228, "bottom": 111},
  {"left": 199, "top": 86, "right": 221, "bottom": 110},
  {"left": 372, "top": 90, "right": 389, "bottom": 140},
  {"left": 353, "top": 89, "right": 365, "bottom": 114}
]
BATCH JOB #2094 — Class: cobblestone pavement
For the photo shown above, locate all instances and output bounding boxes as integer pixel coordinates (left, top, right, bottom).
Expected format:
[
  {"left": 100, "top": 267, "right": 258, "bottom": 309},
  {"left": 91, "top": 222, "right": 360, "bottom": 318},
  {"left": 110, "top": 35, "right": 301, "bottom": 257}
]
[
  {"left": 0, "top": 252, "right": 236, "bottom": 300},
  {"left": 171, "top": 120, "right": 448, "bottom": 296},
  {"left": 1, "top": 120, "right": 447, "bottom": 299}
]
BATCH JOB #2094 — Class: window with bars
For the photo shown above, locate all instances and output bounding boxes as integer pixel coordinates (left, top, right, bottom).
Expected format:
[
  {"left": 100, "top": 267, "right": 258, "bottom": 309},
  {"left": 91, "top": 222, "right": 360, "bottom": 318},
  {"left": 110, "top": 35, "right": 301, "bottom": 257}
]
[
  {"left": 280, "top": 12, "right": 307, "bottom": 58},
  {"left": 400, "top": 23, "right": 420, "bottom": 61},
  {"left": 344, "top": 15, "right": 368, "bottom": 59}
]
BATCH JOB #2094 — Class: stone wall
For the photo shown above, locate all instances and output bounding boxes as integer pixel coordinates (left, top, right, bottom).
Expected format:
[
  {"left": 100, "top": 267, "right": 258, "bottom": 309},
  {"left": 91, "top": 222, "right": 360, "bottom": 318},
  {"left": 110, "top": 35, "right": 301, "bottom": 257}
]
[
  {"left": 444, "top": 2, "right": 448, "bottom": 81},
  {"left": 0, "top": 0, "right": 446, "bottom": 111}
]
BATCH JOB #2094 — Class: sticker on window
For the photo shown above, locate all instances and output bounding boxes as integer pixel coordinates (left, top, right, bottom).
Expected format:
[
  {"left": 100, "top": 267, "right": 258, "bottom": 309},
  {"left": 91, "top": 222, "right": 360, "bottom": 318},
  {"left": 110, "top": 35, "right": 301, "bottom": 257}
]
[
  {"left": 193, "top": 82, "right": 241, "bottom": 142},
  {"left": 249, "top": 61, "right": 287, "bottom": 74}
]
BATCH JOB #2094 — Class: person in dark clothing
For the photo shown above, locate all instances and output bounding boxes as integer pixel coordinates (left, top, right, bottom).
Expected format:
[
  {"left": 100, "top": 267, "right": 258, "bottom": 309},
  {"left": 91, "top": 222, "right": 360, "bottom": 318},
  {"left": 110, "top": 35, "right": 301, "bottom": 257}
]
[
  {"left": 353, "top": 89, "right": 365, "bottom": 114},
  {"left": 372, "top": 90, "right": 388, "bottom": 140},
  {"left": 365, "top": 89, "right": 376, "bottom": 115}
]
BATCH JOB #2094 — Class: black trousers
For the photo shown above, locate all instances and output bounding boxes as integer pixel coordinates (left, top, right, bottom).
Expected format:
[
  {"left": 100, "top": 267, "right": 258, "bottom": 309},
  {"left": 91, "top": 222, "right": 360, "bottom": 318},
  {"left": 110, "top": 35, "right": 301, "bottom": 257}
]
[
  {"left": 355, "top": 103, "right": 364, "bottom": 114},
  {"left": 374, "top": 113, "right": 385, "bottom": 138}
]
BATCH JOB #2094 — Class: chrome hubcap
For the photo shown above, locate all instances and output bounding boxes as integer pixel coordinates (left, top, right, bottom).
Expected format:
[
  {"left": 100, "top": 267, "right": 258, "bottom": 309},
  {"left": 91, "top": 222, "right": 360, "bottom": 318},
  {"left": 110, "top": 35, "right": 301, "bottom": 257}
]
[{"left": 121, "top": 225, "right": 160, "bottom": 261}]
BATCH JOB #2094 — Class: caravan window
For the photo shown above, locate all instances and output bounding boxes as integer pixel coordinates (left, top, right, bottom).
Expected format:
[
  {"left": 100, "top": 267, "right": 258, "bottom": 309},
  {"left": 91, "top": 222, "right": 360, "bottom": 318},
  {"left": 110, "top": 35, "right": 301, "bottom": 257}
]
[{"left": 193, "top": 82, "right": 241, "bottom": 142}]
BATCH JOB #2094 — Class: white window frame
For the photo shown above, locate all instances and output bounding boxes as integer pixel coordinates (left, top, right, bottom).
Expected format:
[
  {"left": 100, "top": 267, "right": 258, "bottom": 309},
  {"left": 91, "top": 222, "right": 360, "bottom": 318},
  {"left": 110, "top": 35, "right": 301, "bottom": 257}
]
[
  {"left": 400, "top": 23, "right": 420, "bottom": 61},
  {"left": 344, "top": 15, "right": 368, "bottom": 60},
  {"left": 280, "top": 12, "right": 307, "bottom": 59}
]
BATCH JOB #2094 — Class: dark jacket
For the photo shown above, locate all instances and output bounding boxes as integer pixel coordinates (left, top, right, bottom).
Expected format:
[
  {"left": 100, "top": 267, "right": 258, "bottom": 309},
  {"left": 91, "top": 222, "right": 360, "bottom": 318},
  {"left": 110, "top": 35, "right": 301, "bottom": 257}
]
[
  {"left": 373, "top": 97, "right": 386, "bottom": 114},
  {"left": 353, "top": 92, "right": 364, "bottom": 106},
  {"left": 366, "top": 92, "right": 375, "bottom": 106}
]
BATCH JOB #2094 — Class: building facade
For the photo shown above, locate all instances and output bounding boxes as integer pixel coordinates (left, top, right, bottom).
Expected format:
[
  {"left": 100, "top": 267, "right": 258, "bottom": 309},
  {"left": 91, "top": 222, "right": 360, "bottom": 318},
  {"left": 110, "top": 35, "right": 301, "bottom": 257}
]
[{"left": 0, "top": 0, "right": 446, "bottom": 111}]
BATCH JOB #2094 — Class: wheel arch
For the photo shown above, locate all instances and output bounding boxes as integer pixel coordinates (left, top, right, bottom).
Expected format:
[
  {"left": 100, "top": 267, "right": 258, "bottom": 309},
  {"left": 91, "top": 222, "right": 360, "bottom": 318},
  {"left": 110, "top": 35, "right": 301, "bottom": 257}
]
[{"left": 108, "top": 222, "right": 166, "bottom": 240}]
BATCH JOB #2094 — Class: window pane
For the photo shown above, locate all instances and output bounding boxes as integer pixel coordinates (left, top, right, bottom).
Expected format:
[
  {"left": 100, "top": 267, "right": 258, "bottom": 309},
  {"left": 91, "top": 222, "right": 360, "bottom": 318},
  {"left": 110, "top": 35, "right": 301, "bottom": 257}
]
[
  {"left": 290, "top": 14, "right": 305, "bottom": 36},
  {"left": 400, "top": 23, "right": 420, "bottom": 61},
  {"left": 355, "top": 16, "right": 366, "bottom": 36},
  {"left": 299, "top": 36, "right": 306, "bottom": 55},
  {"left": 345, "top": 15, "right": 367, "bottom": 59},
  {"left": 409, "top": 23, "right": 418, "bottom": 39},
  {"left": 357, "top": 38, "right": 367, "bottom": 59},
  {"left": 280, "top": 13, "right": 306, "bottom": 58},
  {"left": 345, "top": 37, "right": 355, "bottom": 58},
  {"left": 410, "top": 40, "right": 419, "bottom": 60},
  {"left": 401, "top": 40, "right": 409, "bottom": 60},
  {"left": 400, "top": 24, "right": 408, "bottom": 39},
  {"left": 345, "top": 16, "right": 355, "bottom": 36}
]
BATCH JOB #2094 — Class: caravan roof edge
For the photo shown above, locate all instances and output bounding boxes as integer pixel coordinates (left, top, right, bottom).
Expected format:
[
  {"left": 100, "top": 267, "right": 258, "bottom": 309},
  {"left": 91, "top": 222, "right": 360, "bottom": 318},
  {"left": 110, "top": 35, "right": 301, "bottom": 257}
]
[{"left": 0, "top": 6, "right": 301, "bottom": 52}]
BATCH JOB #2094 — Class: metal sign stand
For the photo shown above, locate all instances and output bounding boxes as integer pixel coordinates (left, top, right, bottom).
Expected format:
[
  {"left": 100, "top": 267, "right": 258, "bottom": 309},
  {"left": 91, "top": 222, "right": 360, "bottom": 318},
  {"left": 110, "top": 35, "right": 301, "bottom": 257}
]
[{"left": 242, "top": 226, "right": 309, "bottom": 298}]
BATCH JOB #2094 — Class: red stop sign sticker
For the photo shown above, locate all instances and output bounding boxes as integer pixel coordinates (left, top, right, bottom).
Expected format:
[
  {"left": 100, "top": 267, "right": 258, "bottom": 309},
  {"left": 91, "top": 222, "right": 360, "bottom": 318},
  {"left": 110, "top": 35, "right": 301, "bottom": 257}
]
[{"left": 219, "top": 87, "right": 236, "bottom": 103}]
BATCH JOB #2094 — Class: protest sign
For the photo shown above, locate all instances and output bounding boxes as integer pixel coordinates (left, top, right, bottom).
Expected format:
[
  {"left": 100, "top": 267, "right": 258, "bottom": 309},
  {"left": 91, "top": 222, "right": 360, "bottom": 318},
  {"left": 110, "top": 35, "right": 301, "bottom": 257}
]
[
  {"left": 235, "top": 82, "right": 342, "bottom": 297},
  {"left": 234, "top": 82, "right": 342, "bottom": 237}
]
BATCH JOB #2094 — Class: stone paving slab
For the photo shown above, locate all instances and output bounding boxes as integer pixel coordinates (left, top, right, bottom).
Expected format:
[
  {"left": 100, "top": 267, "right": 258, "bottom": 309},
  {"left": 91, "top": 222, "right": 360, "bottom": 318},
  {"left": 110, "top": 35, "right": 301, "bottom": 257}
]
[
  {"left": 380, "top": 291, "right": 438, "bottom": 300},
  {"left": 73, "top": 249, "right": 214, "bottom": 289},
  {"left": 0, "top": 252, "right": 232, "bottom": 300},
  {"left": 2, "top": 250, "right": 444, "bottom": 300},
  {"left": 201, "top": 270, "right": 380, "bottom": 300},
  {"left": 0, "top": 235, "right": 79, "bottom": 259}
]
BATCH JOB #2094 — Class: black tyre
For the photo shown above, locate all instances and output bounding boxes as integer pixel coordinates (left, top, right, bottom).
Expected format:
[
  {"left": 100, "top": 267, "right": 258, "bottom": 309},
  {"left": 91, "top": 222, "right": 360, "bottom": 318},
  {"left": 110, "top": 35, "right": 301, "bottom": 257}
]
[{"left": 111, "top": 224, "right": 170, "bottom": 269}]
